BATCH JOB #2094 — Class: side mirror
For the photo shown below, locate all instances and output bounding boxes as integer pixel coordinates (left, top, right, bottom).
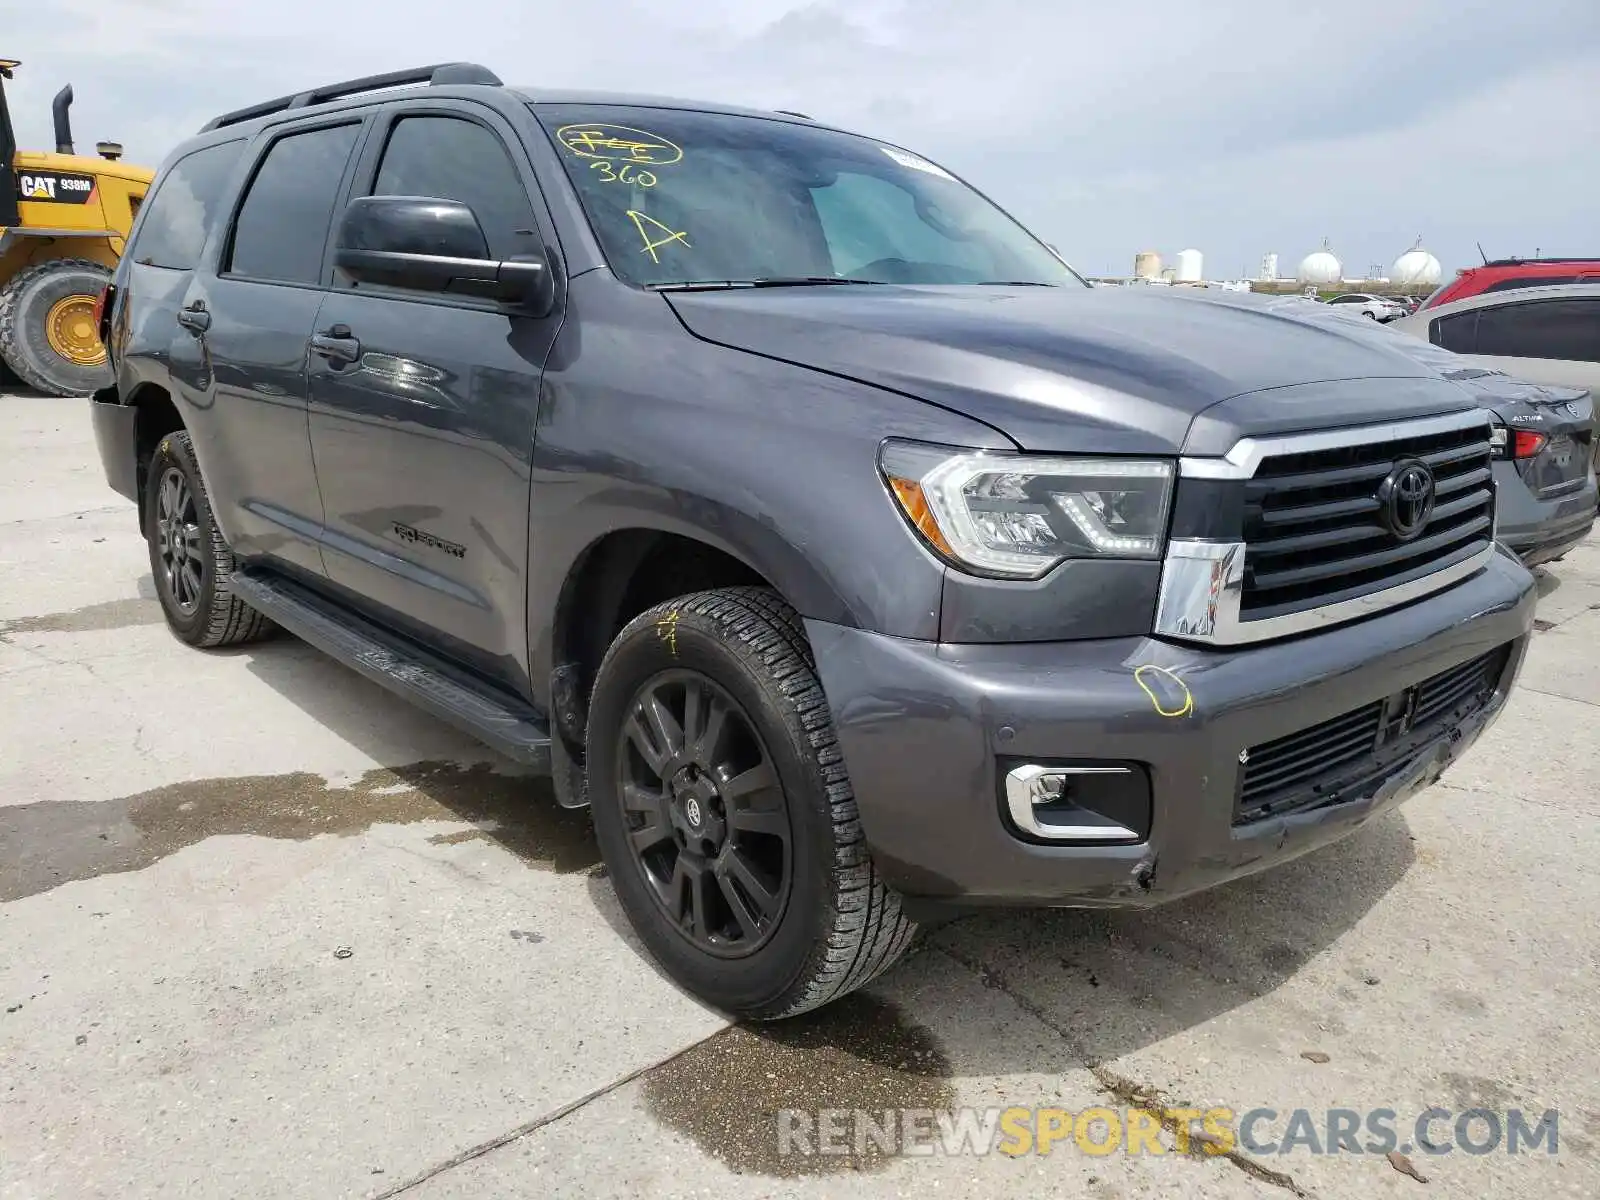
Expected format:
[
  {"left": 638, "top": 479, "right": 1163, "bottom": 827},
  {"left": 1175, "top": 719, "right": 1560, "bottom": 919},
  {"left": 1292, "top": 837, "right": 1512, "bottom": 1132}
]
[{"left": 334, "top": 195, "right": 554, "bottom": 316}]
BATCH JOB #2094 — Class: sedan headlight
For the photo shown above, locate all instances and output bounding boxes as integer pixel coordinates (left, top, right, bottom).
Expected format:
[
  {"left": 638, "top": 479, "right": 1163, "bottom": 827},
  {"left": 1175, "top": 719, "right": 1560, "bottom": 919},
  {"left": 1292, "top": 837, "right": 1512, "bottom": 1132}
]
[{"left": 880, "top": 439, "right": 1175, "bottom": 578}]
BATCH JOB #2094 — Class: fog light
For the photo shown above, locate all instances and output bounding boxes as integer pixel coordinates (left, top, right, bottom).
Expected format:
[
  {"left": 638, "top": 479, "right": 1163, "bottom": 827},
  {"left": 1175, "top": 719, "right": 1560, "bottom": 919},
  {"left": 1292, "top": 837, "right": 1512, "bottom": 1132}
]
[{"left": 1003, "top": 763, "right": 1149, "bottom": 843}]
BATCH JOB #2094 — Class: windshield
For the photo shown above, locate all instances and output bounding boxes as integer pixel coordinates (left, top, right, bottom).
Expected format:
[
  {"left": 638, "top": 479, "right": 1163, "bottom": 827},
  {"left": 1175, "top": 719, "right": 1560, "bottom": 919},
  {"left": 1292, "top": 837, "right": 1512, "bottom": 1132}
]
[{"left": 534, "top": 105, "right": 1084, "bottom": 289}]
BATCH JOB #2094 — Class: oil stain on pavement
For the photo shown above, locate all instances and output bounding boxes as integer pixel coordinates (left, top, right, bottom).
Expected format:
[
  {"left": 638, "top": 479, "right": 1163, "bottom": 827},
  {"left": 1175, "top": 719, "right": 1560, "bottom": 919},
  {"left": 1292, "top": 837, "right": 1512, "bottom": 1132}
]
[
  {"left": 642, "top": 991, "right": 954, "bottom": 1177},
  {"left": 0, "top": 761, "right": 598, "bottom": 901},
  {"left": 0, "top": 597, "right": 165, "bottom": 638}
]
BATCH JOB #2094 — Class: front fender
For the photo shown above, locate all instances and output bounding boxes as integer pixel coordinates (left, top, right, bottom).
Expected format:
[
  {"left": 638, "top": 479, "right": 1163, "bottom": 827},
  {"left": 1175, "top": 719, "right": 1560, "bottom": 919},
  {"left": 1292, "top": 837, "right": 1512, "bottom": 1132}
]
[{"left": 524, "top": 275, "right": 1014, "bottom": 701}]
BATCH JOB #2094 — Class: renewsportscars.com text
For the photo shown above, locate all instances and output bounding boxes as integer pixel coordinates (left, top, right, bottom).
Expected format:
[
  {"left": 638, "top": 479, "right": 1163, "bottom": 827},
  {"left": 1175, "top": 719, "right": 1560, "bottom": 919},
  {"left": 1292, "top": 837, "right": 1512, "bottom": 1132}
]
[{"left": 775, "top": 1106, "right": 1560, "bottom": 1159}]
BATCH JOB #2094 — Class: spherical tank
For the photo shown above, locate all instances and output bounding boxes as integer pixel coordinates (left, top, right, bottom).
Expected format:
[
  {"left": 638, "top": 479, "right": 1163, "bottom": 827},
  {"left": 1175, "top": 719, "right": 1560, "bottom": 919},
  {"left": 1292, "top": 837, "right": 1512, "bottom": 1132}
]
[
  {"left": 1175, "top": 248, "right": 1203, "bottom": 282},
  {"left": 1393, "top": 247, "right": 1443, "bottom": 287},
  {"left": 1134, "top": 250, "right": 1162, "bottom": 280},
  {"left": 1297, "top": 249, "right": 1343, "bottom": 285}
]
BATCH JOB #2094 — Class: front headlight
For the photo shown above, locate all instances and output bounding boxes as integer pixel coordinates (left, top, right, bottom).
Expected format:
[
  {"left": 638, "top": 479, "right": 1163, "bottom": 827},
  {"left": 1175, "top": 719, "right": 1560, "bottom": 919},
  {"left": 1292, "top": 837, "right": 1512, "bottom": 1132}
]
[{"left": 880, "top": 439, "right": 1175, "bottom": 578}]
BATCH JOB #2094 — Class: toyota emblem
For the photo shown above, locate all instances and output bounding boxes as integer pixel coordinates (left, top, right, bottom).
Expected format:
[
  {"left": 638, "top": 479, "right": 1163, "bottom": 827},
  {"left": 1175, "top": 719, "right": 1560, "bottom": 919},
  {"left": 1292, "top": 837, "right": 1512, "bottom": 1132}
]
[
  {"left": 1378, "top": 459, "right": 1436, "bottom": 541},
  {"left": 685, "top": 797, "right": 703, "bottom": 827}
]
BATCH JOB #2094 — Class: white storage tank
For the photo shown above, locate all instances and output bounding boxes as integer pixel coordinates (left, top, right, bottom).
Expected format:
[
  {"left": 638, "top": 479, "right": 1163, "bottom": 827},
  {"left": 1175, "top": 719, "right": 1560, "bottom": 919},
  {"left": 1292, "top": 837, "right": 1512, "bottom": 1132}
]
[
  {"left": 1393, "top": 241, "right": 1443, "bottom": 287},
  {"left": 1175, "top": 248, "right": 1203, "bottom": 282},
  {"left": 1298, "top": 241, "right": 1343, "bottom": 285},
  {"left": 1134, "top": 250, "right": 1163, "bottom": 280}
]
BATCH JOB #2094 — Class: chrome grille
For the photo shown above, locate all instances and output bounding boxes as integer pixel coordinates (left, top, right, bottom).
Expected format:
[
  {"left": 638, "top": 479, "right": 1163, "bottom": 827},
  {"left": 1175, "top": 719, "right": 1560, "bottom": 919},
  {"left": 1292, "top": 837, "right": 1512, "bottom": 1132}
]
[{"left": 1240, "top": 424, "right": 1494, "bottom": 620}]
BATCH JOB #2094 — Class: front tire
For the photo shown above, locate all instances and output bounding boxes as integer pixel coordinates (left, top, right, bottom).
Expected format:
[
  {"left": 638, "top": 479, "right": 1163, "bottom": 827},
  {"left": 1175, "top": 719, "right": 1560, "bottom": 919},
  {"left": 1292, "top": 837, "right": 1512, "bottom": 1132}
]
[
  {"left": 586, "top": 587, "right": 917, "bottom": 1019},
  {"left": 144, "top": 430, "right": 275, "bottom": 648},
  {"left": 0, "top": 258, "right": 115, "bottom": 396}
]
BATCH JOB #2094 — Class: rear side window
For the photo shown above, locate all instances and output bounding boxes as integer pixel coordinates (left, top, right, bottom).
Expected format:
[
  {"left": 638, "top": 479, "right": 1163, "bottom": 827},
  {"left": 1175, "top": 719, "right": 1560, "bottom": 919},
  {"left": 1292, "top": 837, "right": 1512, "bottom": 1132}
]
[
  {"left": 1482, "top": 276, "right": 1578, "bottom": 294},
  {"left": 228, "top": 123, "right": 362, "bottom": 285},
  {"left": 130, "top": 141, "right": 245, "bottom": 270},
  {"left": 369, "top": 116, "right": 538, "bottom": 261},
  {"left": 1473, "top": 299, "right": 1600, "bottom": 363},
  {"left": 1431, "top": 311, "right": 1477, "bottom": 352}
]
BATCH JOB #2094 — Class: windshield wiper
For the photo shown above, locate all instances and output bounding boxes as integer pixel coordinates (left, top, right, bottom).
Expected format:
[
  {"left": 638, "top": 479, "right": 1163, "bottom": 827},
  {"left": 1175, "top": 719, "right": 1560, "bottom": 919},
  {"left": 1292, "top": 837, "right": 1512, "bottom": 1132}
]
[
  {"left": 650, "top": 277, "right": 885, "bottom": 292},
  {"left": 977, "top": 280, "right": 1063, "bottom": 287}
]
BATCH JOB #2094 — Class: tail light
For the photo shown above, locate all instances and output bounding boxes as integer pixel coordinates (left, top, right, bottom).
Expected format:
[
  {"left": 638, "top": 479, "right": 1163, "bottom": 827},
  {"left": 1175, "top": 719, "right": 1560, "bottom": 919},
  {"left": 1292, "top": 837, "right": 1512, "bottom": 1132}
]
[
  {"left": 1491, "top": 422, "right": 1547, "bottom": 460},
  {"left": 1512, "top": 429, "right": 1548, "bottom": 459},
  {"left": 93, "top": 282, "right": 115, "bottom": 346}
]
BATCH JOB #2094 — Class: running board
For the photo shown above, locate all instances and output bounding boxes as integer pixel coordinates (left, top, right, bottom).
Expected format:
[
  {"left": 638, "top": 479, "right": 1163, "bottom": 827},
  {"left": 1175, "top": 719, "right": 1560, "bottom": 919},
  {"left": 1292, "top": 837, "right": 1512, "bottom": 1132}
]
[{"left": 230, "top": 567, "right": 552, "bottom": 770}]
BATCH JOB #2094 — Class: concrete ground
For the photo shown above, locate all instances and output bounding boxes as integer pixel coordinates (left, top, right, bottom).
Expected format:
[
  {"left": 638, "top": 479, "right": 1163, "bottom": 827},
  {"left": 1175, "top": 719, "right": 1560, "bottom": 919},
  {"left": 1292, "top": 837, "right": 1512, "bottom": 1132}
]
[{"left": 2, "top": 389, "right": 1597, "bottom": 1199}]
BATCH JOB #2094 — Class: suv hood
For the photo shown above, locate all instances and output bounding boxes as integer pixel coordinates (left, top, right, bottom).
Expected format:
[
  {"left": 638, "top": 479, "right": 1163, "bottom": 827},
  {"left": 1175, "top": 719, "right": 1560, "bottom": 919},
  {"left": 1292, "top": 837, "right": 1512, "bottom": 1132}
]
[{"left": 665, "top": 285, "right": 1478, "bottom": 455}]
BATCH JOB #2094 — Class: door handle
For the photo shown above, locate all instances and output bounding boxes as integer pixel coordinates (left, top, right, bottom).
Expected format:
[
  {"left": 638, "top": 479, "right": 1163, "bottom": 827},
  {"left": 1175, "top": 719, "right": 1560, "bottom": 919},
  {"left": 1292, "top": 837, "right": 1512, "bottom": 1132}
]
[
  {"left": 311, "top": 326, "right": 361, "bottom": 366},
  {"left": 176, "top": 301, "right": 210, "bottom": 334}
]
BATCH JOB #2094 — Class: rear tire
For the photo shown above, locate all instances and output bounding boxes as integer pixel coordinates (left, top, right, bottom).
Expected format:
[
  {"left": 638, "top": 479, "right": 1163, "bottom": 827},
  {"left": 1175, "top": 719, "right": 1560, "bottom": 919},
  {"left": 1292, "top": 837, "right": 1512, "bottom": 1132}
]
[
  {"left": 0, "top": 258, "right": 115, "bottom": 396},
  {"left": 586, "top": 586, "right": 917, "bottom": 1020},
  {"left": 144, "top": 430, "right": 276, "bottom": 648}
]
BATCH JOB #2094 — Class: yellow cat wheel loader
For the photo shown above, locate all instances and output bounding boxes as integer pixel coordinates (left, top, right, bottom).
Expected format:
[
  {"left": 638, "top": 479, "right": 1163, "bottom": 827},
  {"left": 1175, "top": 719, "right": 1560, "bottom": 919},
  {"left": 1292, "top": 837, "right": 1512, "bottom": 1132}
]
[{"left": 0, "top": 58, "right": 153, "bottom": 395}]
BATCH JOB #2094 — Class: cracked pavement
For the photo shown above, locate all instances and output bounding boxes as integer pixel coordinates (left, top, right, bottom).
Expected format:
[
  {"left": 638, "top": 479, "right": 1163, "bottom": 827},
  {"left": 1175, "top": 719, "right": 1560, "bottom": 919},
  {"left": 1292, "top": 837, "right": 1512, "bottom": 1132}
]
[{"left": 2, "top": 391, "right": 1598, "bottom": 1198}]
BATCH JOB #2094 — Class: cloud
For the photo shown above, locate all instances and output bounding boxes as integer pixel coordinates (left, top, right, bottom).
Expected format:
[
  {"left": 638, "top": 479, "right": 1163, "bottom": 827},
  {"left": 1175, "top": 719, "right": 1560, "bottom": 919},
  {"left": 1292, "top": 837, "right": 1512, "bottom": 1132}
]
[{"left": 5, "top": 0, "right": 1596, "bottom": 276}]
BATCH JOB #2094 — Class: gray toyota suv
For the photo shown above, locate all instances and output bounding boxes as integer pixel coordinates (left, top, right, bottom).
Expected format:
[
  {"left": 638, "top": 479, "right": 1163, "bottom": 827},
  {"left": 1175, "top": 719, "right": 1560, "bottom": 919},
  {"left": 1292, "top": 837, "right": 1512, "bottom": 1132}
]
[{"left": 90, "top": 63, "right": 1536, "bottom": 1019}]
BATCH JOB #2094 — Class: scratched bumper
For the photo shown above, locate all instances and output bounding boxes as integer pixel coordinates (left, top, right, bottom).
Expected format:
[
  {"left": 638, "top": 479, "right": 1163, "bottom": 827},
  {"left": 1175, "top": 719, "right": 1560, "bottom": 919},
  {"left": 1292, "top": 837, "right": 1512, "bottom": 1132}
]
[{"left": 804, "top": 547, "right": 1535, "bottom": 910}]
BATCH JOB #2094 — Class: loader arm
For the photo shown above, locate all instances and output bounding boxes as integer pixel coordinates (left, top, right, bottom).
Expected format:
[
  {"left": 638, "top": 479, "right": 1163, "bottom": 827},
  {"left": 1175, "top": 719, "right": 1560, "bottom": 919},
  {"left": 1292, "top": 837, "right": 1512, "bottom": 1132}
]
[{"left": 0, "top": 59, "right": 21, "bottom": 228}]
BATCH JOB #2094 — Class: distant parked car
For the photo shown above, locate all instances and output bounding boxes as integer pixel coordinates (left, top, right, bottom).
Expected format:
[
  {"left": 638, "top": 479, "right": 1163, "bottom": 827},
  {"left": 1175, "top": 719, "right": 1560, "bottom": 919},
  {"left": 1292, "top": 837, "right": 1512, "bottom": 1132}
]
[
  {"left": 1419, "top": 257, "right": 1600, "bottom": 312},
  {"left": 1390, "top": 283, "right": 1600, "bottom": 395},
  {"left": 1379, "top": 341, "right": 1595, "bottom": 566},
  {"left": 1470, "top": 375, "right": 1597, "bottom": 565},
  {"left": 1275, "top": 296, "right": 1597, "bottom": 565},
  {"left": 1325, "top": 292, "right": 1407, "bottom": 322}
]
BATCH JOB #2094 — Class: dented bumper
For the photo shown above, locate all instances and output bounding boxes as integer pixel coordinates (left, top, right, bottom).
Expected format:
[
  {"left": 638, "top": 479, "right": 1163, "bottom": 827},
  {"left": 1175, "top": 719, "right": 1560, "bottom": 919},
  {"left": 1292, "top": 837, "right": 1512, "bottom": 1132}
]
[{"left": 805, "top": 547, "right": 1536, "bottom": 913}]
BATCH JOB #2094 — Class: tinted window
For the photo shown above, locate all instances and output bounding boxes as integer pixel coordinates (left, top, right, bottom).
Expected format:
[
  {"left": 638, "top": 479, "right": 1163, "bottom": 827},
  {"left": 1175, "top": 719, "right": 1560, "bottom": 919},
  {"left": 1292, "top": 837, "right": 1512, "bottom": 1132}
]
[
  {"left": 1474, "top": 299, "right": 1600, "bottom": 363},
  {"left": 130, "top": 141, "right": 245, "bottom": 270},
  {"left": 536, "top": 105, "right": 1081, "bottom": 288},
  {"left": 1431, "top": 311, "right": 1477, "bottom": 352},
  {"left": 1482, "top": 276, "right": 1578, "bottom": 294},
  {"left": 371, "top": 117, "right": 537, "bottom": 260},
  {"left": 229, "top": 123, "right": 361, "bottom": 285}
]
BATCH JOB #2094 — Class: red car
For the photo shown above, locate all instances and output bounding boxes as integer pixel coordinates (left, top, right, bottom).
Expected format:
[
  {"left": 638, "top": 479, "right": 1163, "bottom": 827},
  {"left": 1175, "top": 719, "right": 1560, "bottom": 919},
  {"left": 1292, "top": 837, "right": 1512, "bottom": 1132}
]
[{"left": 1420, "top": 257, "right": 1600, "bottom": 311}]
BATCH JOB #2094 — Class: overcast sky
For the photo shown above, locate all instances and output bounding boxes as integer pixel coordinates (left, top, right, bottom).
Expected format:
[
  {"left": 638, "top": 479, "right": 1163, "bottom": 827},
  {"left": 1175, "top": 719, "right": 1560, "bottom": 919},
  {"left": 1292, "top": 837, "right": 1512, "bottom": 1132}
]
[{"left": 9, "top": 0, "right": 1598, "bottom": 281}]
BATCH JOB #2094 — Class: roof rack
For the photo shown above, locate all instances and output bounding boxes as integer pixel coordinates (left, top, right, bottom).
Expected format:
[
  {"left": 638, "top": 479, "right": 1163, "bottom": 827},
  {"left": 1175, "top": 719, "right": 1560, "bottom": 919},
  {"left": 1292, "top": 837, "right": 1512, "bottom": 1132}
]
[
  {"left": 200, "top": 62, "right": 502, "bottom": 133},
  {"left": 1481, "top": 256, "right": 1600, "bottom": 267},
  {"left": 773, "top": 109, "right": 813, "bottom": 120}
]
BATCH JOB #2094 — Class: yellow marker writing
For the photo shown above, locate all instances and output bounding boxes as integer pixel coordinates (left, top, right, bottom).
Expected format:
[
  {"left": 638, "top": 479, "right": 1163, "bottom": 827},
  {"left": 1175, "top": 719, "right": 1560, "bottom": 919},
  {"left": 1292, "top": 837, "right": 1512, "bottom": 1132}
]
[
  {"left": 555, "top": 124, "right": 684, "bottom": 166},
  {"left": 627, "top": 210, "right": 690, "bottom": 264},
  {"left": 1134, "top": 664, "right": 1193, "bottom": 719},
  {"left": 656, "top": 608, "right": 680, "bottom": 657}
]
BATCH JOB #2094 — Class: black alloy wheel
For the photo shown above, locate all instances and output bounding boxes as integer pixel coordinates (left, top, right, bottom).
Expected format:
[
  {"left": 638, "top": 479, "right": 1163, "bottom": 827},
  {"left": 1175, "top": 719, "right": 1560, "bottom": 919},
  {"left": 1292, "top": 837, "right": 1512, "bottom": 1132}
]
[
  {"left": 586, "top": 587, "right": 918, "bottom": 1020},
  {"left": 154, "top": 466, "right": 203, "bottom": 616},
  {"left": 617, "top": 669, "right": 793, "bottom": 958},
  {"left": 142, "top": 429, "right": 275, "bottom": 648}
]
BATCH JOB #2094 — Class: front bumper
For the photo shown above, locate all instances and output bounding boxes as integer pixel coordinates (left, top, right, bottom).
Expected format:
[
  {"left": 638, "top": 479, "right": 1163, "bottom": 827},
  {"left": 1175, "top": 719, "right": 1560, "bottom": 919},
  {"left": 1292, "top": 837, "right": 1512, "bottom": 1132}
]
[
  {"left": 1493, "top": 460, "right": 1596, "bottom": 567},
  {"left": 806, "top": 547, "right": 1535, "bottom": 911}
]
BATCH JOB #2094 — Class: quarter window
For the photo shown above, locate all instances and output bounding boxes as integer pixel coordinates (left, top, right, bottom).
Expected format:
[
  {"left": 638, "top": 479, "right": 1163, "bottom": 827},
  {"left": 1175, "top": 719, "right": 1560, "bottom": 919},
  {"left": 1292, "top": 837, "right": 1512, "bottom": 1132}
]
[
  {"left": 370, "top": 116, "right": 538, "bottom": 261},
  {"left": 228, "top": 123, "right": 362, "bottom": 285},
  {"left": 1431, "top": 311, "right": 1478, "bottom": 353},
  {"left": 129, "top": 141, "right": 245, "bottom": 270}
]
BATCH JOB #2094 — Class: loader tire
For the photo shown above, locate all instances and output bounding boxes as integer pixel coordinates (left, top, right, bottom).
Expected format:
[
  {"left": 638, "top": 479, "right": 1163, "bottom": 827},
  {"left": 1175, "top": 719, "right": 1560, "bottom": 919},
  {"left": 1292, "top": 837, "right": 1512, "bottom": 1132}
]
[{"left": 0, "top": 258, "right": 115, "bottom": 397}]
